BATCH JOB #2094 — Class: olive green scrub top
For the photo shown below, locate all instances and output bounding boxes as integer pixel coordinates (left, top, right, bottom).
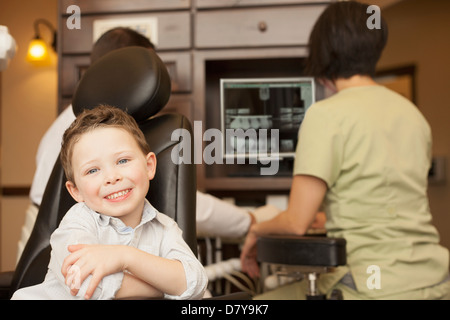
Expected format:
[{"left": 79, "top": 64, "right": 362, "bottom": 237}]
[{"left": 293, "top": 85, "right": 449, "bottom": 298}]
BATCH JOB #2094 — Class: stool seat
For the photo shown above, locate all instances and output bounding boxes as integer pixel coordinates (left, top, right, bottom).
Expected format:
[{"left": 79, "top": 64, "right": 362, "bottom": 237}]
[
  {"left": 257, "top": 235, "right": 346, "bottom": 267},
  {"left": 257, "top": 235, "right": 347, "bottom": 299}
]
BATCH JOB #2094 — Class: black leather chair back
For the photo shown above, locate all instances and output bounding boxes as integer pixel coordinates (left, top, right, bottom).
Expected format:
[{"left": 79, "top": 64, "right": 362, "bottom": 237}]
[{"left": 9, "top": 47, "right": 196, "bottom": 295}]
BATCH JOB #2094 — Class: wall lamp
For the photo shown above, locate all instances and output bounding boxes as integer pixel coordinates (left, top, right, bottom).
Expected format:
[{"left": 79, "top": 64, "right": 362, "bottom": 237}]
[{"left": 26, "top": 19, "right": 57, "bottom": 65}]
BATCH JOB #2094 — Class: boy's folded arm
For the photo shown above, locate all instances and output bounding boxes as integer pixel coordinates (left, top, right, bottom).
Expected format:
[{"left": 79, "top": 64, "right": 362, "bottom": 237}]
[
  {"left": 157, "top": 217, "right": 208, "bottom": 299},
  {"left": 61, "top": 244, "right": 177, "bottom": 300},
  {"left": 62, "top": 244, "right": 128, "bottom": 299},
  {"left": 114, "top": 272, "right": 164, "bottom": 299},
  {"left": 118, "top": 219, "right": 207, "bottom": 300},
  {"left": 49, "top": 224, "right": 97, "bottom": 291},
  {"left": 72, "top": 270, "right": 124, "bottom": 300},
  {"left": 67, "top": 244, "right": 179, "bottom": 300},
  {"left": 48, "top": 211, "right": 124, "bottom": 299},
  {"left": 121, "top": 246, "right": 188, "bottom": 297}
]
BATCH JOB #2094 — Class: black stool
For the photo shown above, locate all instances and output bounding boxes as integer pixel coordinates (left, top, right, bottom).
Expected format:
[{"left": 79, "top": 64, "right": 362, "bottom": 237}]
[{"left": 257, "top": 235, "right": 346, "bottom": 300}]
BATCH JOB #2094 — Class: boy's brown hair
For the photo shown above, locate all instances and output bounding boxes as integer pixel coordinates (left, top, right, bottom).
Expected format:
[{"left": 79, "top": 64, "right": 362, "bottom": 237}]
[{"left": 60, "top": 105, "right": 151, "bottom": 184}]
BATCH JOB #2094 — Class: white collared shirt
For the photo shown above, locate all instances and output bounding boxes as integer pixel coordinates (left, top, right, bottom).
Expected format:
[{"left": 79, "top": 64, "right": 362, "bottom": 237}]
[{"left": 12, "top": 200, "right": 207, "bottom": 300}]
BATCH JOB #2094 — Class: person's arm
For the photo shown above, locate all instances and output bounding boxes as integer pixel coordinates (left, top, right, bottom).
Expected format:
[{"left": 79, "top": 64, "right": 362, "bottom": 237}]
[
  {"left": 240, "top": 174, "right": 327, "bottom": 278},
  {"left": 253, "top": 175, "right": 326, "bottom": 236},
  {"left": 196, "top": 191, "right": 253, "bottom": 238},
  {"left": 115, "top": 273, "right": 163, "bottom": 299},
  {"left": 62, "top": 244, "right": 187, "bottom": 300},
  {"left": 48, "top": 204, "right": 127, "bottom": 300}
]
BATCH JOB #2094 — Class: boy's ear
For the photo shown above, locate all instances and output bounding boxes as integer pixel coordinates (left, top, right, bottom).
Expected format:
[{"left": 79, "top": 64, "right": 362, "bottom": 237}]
[
  {"left": 65, "top": 181, "right": 83, "bottom": 202},
  {"left": 146, "top": 152, "right": 157, "bottom": 181}
]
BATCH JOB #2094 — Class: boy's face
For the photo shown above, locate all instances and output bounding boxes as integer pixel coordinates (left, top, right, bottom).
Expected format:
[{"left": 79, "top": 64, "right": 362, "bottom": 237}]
[{"left": 65, "top": 127, "right": 156, "bottom": 227}]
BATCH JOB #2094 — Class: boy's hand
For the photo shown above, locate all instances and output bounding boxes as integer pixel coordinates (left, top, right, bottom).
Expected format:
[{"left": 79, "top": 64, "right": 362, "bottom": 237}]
[{"left": 62, "top": 244, "right": 127, "bottom": 299}]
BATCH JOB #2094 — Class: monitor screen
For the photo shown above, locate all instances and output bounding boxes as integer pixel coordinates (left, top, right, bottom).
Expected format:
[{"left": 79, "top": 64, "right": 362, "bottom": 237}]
[{"left": 220, "top": 77, "right": 315, "bottom": 160}]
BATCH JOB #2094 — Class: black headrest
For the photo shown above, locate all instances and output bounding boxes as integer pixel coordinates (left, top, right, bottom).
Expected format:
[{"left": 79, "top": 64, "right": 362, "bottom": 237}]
[{"left": 72, "top": 46, "right": 171, "bottom": 122}]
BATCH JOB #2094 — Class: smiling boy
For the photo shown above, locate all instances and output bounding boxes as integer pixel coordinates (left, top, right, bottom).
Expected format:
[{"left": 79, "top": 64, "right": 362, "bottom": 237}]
[{"left": 12, "top": 105, "right": 207, "bottom": 300}]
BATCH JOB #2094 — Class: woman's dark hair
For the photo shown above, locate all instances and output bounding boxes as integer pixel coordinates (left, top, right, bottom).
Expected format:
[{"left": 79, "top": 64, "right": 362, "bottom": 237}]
[{"left": 304, "top": 1, "right": 388, "bottom": 80}]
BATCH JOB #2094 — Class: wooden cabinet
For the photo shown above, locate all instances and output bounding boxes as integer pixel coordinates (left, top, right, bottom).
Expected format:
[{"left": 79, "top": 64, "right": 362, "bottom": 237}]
[
  {"left": 57, "top": 1, "right": 193, "bottom": 119},
  {"left": 157, "top": 52, "right": 192, "bottom": 93},
  {"left": 57, "top": 0, "right": 330, "bottom": 198},
  {"left": 59, "top": 0, "right": 191, "bottom": 13},
  {"left": 195, "top": 5, "right": 325, "bottom": 48},
  {"left": 196, "top": 0, "right": 327, "bottom": 8},
  {"left": 60, "top": 12, "right": 191, "bottom": 54}
]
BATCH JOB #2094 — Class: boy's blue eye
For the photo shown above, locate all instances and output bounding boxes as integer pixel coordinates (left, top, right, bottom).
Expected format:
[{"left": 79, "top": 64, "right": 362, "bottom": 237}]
[
  {"left": 118, "top": 159, "right": 129, "bottom": 165},
  {"left": 86, "top": 168, "right": 98, "bottom": 175}
]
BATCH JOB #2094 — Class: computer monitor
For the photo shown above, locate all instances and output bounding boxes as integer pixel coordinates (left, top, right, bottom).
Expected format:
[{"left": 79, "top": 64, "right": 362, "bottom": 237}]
[{"left": 220, "top": 77, "right": 315, "bottom": 160}]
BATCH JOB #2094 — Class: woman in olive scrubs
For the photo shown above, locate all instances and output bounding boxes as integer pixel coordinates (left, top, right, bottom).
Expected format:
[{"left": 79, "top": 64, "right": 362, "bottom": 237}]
[{"left": 241, "top": 1, "right": 450, "bottom": 299}]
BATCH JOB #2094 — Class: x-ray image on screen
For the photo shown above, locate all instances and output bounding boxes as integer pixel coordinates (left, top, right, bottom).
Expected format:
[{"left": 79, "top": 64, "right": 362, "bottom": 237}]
[{"left": 220, "top": 77, "right": 315, "bottom": 159}]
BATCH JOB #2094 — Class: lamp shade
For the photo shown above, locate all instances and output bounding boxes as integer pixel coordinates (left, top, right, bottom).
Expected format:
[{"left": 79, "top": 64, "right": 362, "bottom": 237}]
[{"left": 26, "top": 38, "right": 50, "bottom": 65}]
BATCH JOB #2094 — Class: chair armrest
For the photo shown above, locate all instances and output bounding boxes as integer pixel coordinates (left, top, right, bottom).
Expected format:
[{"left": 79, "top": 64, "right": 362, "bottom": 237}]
[
  {"left": 0, "top": 271, "right": 14, "bottom": 300},
  {"left": 257, "top": 235, "right": 346, "bottom": 267}
]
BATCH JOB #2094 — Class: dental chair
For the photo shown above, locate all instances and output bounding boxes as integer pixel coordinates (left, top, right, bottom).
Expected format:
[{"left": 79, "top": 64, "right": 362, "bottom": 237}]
[
  {"left": 257, "top": 235, "right": 346, "bottom": 300},
  {"left": 0, "top": 46, "right": 197, "bottom": 298}
]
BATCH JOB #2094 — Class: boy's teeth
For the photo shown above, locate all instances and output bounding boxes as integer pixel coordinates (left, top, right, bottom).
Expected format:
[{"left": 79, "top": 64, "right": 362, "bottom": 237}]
[{"left": 106, "top": 189, "right": 130, "bottom": 200}]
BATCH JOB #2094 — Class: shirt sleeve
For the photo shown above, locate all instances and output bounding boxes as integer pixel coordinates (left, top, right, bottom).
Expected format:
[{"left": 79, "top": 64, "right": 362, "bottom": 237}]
[
  {"left": 293, "top": 105, "right": 344, "bottom": 188},
  {"left": 48, "top": 204, "right": 124, "bottom": 300},
  {"left": 156, "top": 213, "right": 207, "bottom": 300},
  {"left": 196, "top": 191, "right": 251, "bottom": 238},
  {"left": 30, "top": 106, "right": 75, "bottom": 205}
]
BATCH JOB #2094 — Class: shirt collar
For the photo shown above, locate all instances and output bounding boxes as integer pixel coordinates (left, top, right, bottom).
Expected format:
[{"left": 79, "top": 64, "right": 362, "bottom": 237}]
[{"left": 94, "top": 199, "right": 157, "bottom": 230}]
